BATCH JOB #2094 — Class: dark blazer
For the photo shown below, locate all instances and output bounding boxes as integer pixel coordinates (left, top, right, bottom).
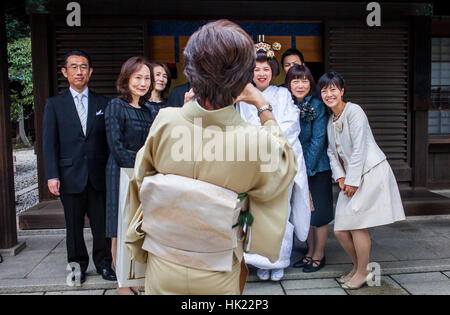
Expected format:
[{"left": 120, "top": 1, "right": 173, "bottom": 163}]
[
  {"left": 298, "top": 95, "right": 331, "bottom": 177},
  {"left": 43, "top": 89, "right": 110, "bottom": 194},
  {"left": 167, "top": 82, "right": 190, "bottom": 107}
]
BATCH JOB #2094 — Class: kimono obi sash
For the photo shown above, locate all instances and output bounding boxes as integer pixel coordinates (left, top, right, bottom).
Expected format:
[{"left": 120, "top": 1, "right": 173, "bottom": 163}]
[{"left": 139, "top": 173, "right": 248, "bottom": 272}]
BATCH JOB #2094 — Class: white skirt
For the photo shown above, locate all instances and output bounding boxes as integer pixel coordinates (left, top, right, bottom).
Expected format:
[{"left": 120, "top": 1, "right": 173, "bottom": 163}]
[{"left": 334, "top": 160, "right": 405, "bottom": 231}]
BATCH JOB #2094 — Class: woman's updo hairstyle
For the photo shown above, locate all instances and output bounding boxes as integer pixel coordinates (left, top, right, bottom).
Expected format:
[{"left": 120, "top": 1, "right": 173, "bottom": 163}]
[{"left": 183, "top": 20, "right": 256, "bottom": 109}]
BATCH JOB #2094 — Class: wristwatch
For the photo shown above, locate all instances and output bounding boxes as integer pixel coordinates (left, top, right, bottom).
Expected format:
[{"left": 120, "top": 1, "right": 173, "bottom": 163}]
[{"left": 257, "top": 104, "right": 273, "bottom": 117}]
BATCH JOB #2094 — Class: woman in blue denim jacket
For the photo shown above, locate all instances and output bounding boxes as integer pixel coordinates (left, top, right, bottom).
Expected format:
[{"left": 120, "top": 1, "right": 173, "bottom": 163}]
[{"left": 286, "top": 65, "right": 334, "bottom": 273}]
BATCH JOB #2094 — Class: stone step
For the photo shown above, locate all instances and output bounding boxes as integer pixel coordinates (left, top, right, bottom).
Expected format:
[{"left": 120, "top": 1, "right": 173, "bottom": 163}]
[{"left": 2, "top": 258, "right": 449, "bottom": 294}]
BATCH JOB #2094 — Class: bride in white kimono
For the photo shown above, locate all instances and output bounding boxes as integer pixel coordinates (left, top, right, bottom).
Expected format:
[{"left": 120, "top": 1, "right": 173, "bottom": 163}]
[{"left": 236, "top": 44, "right": 311, "bottom": 281}]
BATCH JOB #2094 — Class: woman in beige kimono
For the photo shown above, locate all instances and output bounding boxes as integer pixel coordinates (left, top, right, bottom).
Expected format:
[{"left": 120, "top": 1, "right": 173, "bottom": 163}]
[{"left": 125, "top": 20, "right": 298, "bottom": 295}]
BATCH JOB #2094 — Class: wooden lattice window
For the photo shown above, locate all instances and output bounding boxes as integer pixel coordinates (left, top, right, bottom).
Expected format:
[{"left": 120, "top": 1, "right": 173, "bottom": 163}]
[{"left": 429, "top": 38, "right": 450, "bottom": 135}]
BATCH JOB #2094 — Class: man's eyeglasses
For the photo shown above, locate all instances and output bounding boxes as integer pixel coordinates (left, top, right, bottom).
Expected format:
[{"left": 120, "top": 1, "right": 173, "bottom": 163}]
[{"left": 66, "top": 65, "right": 89, "bottom": 72}]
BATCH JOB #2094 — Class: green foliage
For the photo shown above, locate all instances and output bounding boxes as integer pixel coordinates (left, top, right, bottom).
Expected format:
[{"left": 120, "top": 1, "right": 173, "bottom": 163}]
[
  {"left": 6, "top": 13, "right": 33, "bottom": 123},
  {"left": 8, "top": 37, "right": 33, "bottom": 122},
  {"left": 25, "top": 0, "right": 49, "bottom": 14},
  {"left": 5, "top": 14, "right": 30, "bottom": 42}
]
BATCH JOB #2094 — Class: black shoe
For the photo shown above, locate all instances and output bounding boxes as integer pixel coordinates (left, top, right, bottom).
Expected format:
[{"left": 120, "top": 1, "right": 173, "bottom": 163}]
[
  {"left": 80, "top": 271, "right": 86, "bottom": 283},
  {"left": 302, "top": 256, "right": 326, "bottom": 273},
  {"left": 293, "top": 256, "right": 312, "bottom": 268},
  {"left": 97, "top": 266, "right": 117, "bottom": 281},
  {"left": 71, "top": 270, "right": 86, "bottom": 284}
]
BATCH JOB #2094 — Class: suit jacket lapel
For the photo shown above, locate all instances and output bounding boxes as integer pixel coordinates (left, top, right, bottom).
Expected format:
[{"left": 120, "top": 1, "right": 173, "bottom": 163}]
[
  {"left": 86, "top": 91, "right": 97, "bottom": 137},
  {"left": 64, "top": 90, "right": 85, "bottom": 137}
]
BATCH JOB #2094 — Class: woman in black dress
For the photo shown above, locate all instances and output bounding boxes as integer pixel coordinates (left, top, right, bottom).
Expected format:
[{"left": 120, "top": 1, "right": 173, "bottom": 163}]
[{"left": 105, "top": 56, "right": 153, "bottom": 295}]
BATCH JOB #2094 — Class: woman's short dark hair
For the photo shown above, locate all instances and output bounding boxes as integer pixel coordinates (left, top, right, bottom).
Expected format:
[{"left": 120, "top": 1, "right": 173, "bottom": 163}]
[
  {"left": 116, "top": 56, "right": 153, "bottom": 104},
  {"left": 317, "top": 72, "right": 346, "bottom": 96},
  {"left": 63, "top": 50, "right": 92, "bottom": 68},
  {"left": 281, "top": 48, "right": 305, "bottom": 66},
  {"left": 151, "top": 62, "right": 171, "bottom": 101},
  {"left": 285, "top": 64, "right": 316, "bottom": 99},
  {"left": 256, "top": 50, "right": 280, "bottom": 78},
  {"left": 183, "top": 19, "right": 255, "bottom": 109}
]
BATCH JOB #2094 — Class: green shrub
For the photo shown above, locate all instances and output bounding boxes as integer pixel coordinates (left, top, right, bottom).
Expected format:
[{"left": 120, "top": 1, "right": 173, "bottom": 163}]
[{"left": 8, "top": 37, "right": 33, "bottom": 122}]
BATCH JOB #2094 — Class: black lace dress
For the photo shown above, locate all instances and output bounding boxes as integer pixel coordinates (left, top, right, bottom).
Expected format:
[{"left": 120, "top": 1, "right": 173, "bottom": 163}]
[
  {"left": 105, "top": 98, "right": 154, "bottom": 238},
  {"left": 145, "top": 100, "right": 172, "bottom": 117}
]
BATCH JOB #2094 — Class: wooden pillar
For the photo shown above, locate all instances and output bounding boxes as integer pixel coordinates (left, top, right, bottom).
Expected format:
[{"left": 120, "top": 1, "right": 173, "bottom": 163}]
[
  {"left": 31, "top": 14, "right": 53, "bottom": 201},
  {"left": 412, "top": 16, "right": 431, "bottom": 188},
  {"left": 0, "top": 3, "right": 18, "bottom": 249}
]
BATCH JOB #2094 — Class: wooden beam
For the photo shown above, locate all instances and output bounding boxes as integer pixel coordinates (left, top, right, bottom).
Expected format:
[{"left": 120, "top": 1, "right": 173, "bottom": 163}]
[
  {"left": 0, "top": 2, "right": 18, "bottom": 249},
  {"left": 47, "top": 1, "right": 434, "bottom": 20},
  {"left": 412, "top": 16, "right": 431, "bottom": 188},
  {"left": 31, "top": 14, "right": 53, "bottom": 201}
]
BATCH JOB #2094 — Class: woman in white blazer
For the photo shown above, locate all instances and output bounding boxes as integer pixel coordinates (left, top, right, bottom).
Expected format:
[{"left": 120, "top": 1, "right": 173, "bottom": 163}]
[{"left": 318, "top": 72, "right": 405, "bottom": 289}]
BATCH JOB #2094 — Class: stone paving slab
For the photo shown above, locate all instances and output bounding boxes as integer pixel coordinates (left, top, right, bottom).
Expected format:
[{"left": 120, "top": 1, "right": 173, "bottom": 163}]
[
  {"left": 281, "top": 279, "right": 340, "bottom": 290},
  {"left": 17, "top": 234, "right": 64, "bottom": 252},
  {"left": 0, "top": 275, "right": 116, "bottom": 294},
  {"left": 418, "top": 237, "right": 450, "bottom": 259},
  {"left": 378, "top": 258, "right": 450, "bottom": 274},
  {"left": 345, "top": 276, "right": 409, "bottom": 295},
  {"left": 243, "top": 282, "right": 285, "bottom": 295},
  {"left": 398, "top": 281, "right": 450, "bottom": 295},
  {"left": 249, "top": 264, "right": 351, "bottom": 282},
  {"left": 390, "top": 272, "right": 448, "bottom": 284},
  {"left": 45, "top": 290, "right": 105, "bottom": 295},
  {"left": 0, "top": 235, "right": 65, "bottom": 280},
  {"left": 370, "top": 219, "right": 448, "bottom": 239},
  {"left": 285, "top": 288, "right": 347, "bottom": 295},
  {"left": 372, "top": 237, "right": 442, "bottom": 261},
  {"left": 0, "top": 250, "right": 54, "bottom": 280},
  {"left": 390, "top": 272, "right": 450, "bottom": 295},
  {"left": 0, "top": 292, "right": 44, "bottom": 295}
]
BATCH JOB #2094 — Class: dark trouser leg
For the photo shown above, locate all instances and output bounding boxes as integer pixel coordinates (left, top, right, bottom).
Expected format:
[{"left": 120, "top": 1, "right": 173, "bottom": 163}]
[
  {"left": 85, "top": 180, "right": 112, "bottom": 271},
  {"left": 60, "top": 191, "right": 89, "bottom": 272}
]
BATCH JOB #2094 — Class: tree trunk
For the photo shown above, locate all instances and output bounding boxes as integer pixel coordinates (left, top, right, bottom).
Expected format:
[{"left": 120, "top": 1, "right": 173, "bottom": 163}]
[{"left": 18, "top": 108, "right": 31, "bottom": 147}]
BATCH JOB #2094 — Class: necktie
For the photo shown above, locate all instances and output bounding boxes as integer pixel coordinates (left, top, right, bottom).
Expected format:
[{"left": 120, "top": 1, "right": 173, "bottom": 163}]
[{"left": 76, "top": 94, "right": 87, "bottom": 135}]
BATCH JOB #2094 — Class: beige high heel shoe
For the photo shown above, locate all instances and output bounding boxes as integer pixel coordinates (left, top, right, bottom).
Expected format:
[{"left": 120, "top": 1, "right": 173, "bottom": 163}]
[
  {"left": 341, "top": 272, "right": 374, "bottom": 290},
  {"left": 337, "top": 273, "right": 354, "bottom": 284}
]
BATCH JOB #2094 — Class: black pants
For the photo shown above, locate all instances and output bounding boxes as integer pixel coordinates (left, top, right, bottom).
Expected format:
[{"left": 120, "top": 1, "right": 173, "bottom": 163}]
[{"left": 60, "top": 180, "right": 112, "bottom": 273}]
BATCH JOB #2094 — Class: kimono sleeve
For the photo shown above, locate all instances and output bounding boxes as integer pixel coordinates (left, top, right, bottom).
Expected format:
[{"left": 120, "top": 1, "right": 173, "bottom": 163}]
[{"left": 245, "top": 120, "right": 298, "bottom": 263}]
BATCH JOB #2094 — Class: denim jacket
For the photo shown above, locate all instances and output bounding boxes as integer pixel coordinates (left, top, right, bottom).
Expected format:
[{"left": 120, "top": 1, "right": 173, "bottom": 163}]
[{"left": 298, "top": 95, "right": 331, "bottom": 177}]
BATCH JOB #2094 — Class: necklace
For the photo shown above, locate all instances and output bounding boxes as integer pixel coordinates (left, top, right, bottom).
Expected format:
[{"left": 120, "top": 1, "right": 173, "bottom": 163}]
[
  {"left": 332, "top": 103, "right": 346, "bottom": 122},
  {"left": 333, "top": 111, "right": 343, "bottom": 122}
]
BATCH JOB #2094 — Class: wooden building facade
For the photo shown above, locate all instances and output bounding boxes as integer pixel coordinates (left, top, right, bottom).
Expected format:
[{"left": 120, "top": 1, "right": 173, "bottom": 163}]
[{"left": 1, "top": 1, "right": 449, "bottom": 241}]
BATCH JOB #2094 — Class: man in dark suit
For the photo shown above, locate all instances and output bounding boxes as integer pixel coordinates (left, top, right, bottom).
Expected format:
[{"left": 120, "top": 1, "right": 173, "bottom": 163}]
[
  {"left": 167, "top": 82, "right": 190, "bottom": 107},
  {"left": 43, "top": 50, "right": 116, "bottom": 283}
]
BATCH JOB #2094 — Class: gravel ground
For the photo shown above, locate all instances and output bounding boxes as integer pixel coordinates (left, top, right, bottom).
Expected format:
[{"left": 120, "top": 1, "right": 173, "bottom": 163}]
[{"left": 13, "top": 148, "right": 39, "bottom": 214}]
